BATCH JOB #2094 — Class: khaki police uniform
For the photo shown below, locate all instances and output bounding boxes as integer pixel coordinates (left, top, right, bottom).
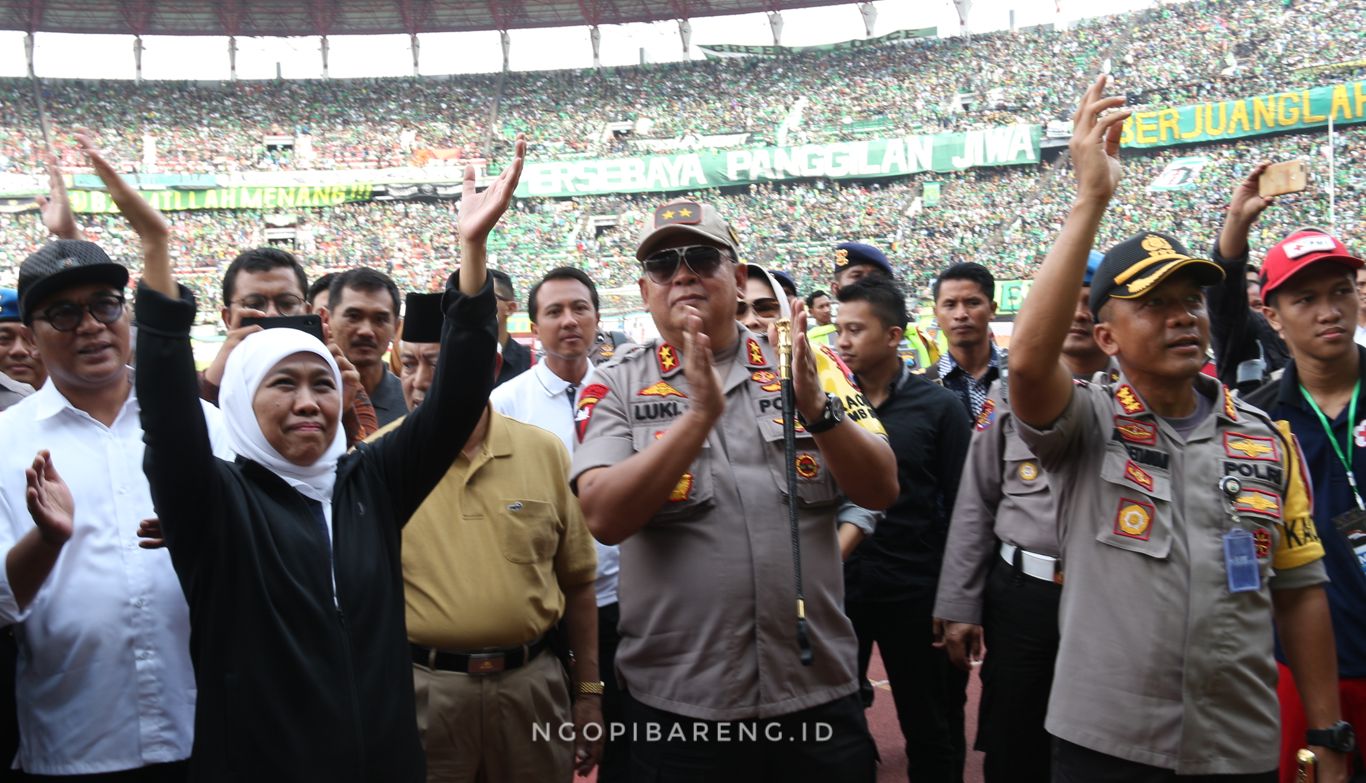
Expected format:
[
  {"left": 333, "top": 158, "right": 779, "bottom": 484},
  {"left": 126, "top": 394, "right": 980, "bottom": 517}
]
[
  {"left": 1017, "top": 371, "right": 1327, "bottom": 775},
  {"left": 570, "top": 326, "right": 861, "bottom": 722},
  {"left": 934, "top": 378, "right": 1064, "bottom": 780}
]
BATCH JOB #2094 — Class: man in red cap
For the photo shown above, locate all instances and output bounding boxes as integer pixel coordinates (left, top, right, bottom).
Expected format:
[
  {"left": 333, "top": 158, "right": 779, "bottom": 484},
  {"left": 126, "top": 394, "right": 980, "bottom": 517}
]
[{"left": 1245, "top": 228, "right": 1366, "bottom": 782}]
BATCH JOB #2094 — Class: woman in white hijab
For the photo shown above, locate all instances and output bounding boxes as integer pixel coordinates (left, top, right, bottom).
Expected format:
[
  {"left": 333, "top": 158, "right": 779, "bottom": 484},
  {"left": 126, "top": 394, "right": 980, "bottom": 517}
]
[{"left": 72, "top": 132, "right": 528, "bottom": 781}]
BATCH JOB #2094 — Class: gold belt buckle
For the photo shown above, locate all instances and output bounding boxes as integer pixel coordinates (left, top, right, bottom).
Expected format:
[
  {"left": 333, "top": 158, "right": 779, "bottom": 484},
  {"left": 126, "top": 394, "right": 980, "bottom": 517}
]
[{"left": 467, "top": 653, "right": 506, "bottom": 675}]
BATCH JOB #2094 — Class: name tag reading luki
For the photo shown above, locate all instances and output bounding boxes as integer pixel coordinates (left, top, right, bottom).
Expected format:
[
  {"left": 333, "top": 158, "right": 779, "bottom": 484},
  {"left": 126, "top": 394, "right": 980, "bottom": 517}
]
[{"left": 1224, "top": 528, "right": 1261, "bottom": 593}]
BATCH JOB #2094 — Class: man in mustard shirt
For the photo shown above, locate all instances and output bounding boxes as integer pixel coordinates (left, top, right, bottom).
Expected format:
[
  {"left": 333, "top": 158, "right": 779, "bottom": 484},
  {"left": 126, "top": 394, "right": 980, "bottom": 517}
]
[{"left": 377, "top": 292, "right": 601, "bottom": 782}]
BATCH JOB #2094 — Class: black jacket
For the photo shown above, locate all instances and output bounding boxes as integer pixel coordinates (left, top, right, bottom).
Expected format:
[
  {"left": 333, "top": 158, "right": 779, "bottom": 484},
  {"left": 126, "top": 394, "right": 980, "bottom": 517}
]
[
  {"left": 845, "top": 367, "right": 973, "bottom": 603},
  {"left": 135, "top": 275, "right": 496, "bottom": 782},
  {"left": 1206, "top": 243, "right": 1290, "bottom": 393},
  {"left": 496, "top": 334, "right": 532, "bottom": 387}
]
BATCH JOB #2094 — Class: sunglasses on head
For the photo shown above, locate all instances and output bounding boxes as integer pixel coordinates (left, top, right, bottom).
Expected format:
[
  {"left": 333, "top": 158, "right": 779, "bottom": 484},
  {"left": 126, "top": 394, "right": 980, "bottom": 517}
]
[
  {"left": 33, "top": 294, "right": 126, "bottom": 332},
  {"left": 641, "top": 245, "right": 730, "bottom": 285}
]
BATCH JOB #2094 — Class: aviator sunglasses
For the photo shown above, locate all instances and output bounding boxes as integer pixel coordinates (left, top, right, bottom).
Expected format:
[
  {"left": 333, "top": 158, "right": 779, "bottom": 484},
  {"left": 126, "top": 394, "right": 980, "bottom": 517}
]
[{"left": 641, "top": 245, "right": 730, "bottom": 285}]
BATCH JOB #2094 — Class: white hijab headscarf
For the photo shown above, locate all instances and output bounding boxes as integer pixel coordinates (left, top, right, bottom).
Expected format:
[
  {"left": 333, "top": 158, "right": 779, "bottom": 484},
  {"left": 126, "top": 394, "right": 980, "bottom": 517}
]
[{"left": 218, "top": 328, "right": 347, "bottom": 506}]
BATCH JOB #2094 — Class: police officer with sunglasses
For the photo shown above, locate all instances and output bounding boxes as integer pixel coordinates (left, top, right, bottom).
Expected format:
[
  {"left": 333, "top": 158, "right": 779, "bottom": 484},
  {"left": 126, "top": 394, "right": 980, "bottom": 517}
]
[{"left": 570, "top": 199, "right": 898, "bottom": 782}]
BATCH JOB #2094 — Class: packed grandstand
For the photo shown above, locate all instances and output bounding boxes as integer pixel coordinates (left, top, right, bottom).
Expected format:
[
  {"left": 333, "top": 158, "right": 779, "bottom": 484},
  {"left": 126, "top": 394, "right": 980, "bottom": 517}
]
[{"left": 0, "top": 0, "right": 1362, "bottom": 317}]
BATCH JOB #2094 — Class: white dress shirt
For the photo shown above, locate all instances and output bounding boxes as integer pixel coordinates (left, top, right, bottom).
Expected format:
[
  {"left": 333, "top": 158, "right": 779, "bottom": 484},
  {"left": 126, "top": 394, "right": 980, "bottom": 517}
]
[
  {"left": 491, "top": 359, "right": 620, "bottom": 607},
  {"left": 1355, "top": 324, "right": 1366, "bottom": 348},
  {"left": 0, "top": 379, "right": 230, "bottom": 775}
]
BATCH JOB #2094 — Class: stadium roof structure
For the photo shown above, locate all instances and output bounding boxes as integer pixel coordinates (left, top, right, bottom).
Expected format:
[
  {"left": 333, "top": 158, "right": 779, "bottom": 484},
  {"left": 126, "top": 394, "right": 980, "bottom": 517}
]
[{"left": 0, "top": 0, "right": 856, "bottom": 37}]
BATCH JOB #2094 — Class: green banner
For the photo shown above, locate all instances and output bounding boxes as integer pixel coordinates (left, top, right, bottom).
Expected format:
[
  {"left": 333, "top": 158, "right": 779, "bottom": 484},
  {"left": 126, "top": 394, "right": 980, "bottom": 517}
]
[
  {"left": 67, "top": 184, "right": 374, "bottom": 213},
  {"left": 1121, "top": 80, "right": 1366, "bottom": 149},
  {"left": 994, "top": 279, "right": 1034, "bottom": 317},
  {"left": 514, "top": 126, "right": 1040, "bottom": 198},
  {"left": 699, "top": 27, "right": 936, "bottom": 57}
]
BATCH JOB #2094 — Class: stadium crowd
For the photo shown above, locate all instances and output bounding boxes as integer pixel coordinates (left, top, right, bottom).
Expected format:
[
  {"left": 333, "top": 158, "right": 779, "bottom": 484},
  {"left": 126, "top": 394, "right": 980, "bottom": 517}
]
[{"left": 0, "top": 0, "right": 1362, "bottom": 174}]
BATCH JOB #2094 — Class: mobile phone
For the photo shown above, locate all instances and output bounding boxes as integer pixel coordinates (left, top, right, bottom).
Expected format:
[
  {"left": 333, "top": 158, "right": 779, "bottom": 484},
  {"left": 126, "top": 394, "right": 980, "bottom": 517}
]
[
  {"left": 240, "top": 314, "right": 325, "bottom": 343},
  {"left": 1258, "top": 160, "right": 1308, "bottom": 198}
]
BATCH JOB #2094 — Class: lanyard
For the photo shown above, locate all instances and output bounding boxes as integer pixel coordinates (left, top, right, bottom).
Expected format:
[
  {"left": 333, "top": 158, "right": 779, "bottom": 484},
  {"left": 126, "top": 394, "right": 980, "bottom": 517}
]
[{"left": 1298, "top": 378, "right": 1366, "bottom": 510}]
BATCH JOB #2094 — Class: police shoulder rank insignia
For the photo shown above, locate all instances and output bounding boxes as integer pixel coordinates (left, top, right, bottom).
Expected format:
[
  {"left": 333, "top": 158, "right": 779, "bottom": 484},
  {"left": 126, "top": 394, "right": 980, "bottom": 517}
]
[
  {"left": 795, "top": 453, "right": 820, "bottom": 480},
  {"left": 1222, "top": 386, "right": 1238, "bottom": 421},
  {"left": 1017, "top": 461, "right": 1039, "bottom": 482},
  {"left": 1222, "top": 432, "right": 1280, "bottom": 462},
  {"left": 1123, "top": 460, "right": 1155, "bottom": 492},
  {"left": 1114, "top": 497, "right": 1155, "bottom": 540},
  {"left": 751, "top": 370, "right": 781, "bottom": 392},
  {"left": 746, "top": 338, "right": 766, "bottom": 367},
  {"left": 657, "top": 343, "right": 680, "bottom": 374},
  {"left": 1115, "top": 385, "right": 1145, "bottom": 414},
  {"left": 1252, "top": 527, "right": 1272, "bottom": 559},
  {"left": 575, "top": 383, "right": 611, "bottom": 442},
  {"left": 655, "top": 201, "right": 702, "bottom": 227},
  {"left": 639, "top": 381, "right": 686, "bottom": 399},
  {"left": 1234, "top": 488, "right": 1282, "bottom": 519},
  {"left": 1114, "top": 416, "right": 1158, "bottom": 446},
  {"left": 974, "top": 398, "right": 997, "bottom": 431}
]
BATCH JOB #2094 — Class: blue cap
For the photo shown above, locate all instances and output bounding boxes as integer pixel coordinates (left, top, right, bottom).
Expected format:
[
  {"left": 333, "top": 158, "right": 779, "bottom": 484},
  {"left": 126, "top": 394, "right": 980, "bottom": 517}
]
[
  {"left": 1083, "top": 250, "right": 1104, "bottom": 287},
  {"left": 0, "top": 288, "right": 18, "bottom": 323},
  {"left": 834, "top": 242, "right": 894, "bottom": 278}
]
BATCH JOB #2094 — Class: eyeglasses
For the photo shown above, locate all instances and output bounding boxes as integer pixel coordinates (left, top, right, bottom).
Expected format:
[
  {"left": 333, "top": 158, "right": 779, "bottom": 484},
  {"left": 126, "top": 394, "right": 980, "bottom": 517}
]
[
  {"left": 33, "top": 295, "right": 126, "bottom": 332},
  {"left": 736, "top": 299, "right": 782, "bottom": 319},
  {"left": 233, "top": 293, "right": 305, "bottom": 314},
  {"left": 641, "top": 246, "right": 730, "bottom": 285}
]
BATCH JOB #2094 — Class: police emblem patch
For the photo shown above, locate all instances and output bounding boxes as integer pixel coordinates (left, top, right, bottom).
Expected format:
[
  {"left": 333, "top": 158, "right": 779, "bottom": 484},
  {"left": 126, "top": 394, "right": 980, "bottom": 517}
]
[
  {"left": 795, "top": 453, "right": 820, "bottom": 480},
  {"left": 1018, "top": 461, "right": 1039, "bottom": 482},
  {"left": 638, "top": 381, "right": 686, "bottom": 399},
  {"left": 1114, "top": 417, "right": 1158, "bottom": 445},
  {"left": 1222, "top": 432, "right": 1280, "bottom": 462},
  {"left": 575, "top": 383, "right": 610, "bottom": 442},
  {"left": 751, "top": 370, "right": 782, "bottom": 392},
  {"left": 1123, "top": 460, "right": 1154, "bottom": 492},
  {"left": 1114, "top": 497, "right": 1155, "bottom": 540},
  {"left": 1234, "top": 489, "right": 1282, "bottom": 519}
]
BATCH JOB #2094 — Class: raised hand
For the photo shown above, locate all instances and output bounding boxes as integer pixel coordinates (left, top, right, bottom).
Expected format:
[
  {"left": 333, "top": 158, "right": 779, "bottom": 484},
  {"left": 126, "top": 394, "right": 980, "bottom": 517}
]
[
  {"left": 75, "top": 130, "right": 175, "bottom": 295},
  {"left": 681, "top": 308, "right": 724, "bottom": 423},
  {"left": 459, "top": 134, "right": 527, "bottom": 243},
  {"left": 202, "top": 307, "right": 265, "bottom": 388},
  {"left": 35, "top": 155, "right": 84, "bottom": 240},
  {"left": 1069, "top": 76, "right": 1130, "bottom": 203},
  {"left": 25, "top": 451, "right": 74, "bottom": 547},
  {"left": 329, "top": 341, "right": 362, "bottom": 413},
  {"left": 1220, "top": 162, "right": 1275, "bottom": 259},
  {"left": 785, "top": 303, "right": 828, "bottom": 425}
]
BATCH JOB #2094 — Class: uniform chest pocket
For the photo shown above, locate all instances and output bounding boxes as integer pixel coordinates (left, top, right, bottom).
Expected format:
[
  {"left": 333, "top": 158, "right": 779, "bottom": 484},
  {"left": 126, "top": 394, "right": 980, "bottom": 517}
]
[
  {"left": 1002, "top": 427, "right": 1048, "bottom": 498},
  {"left": 756, "top": 415, "right": 840, "bottom": 508},
  {"left": 631, "top": 426, "right": 715, "bottom": 521},
  {"left": 1095, "top": 443, "right": 1174, "bottom": 559},
  {"left": 498, "top": 498, "right": 561, "bottom": 564}
]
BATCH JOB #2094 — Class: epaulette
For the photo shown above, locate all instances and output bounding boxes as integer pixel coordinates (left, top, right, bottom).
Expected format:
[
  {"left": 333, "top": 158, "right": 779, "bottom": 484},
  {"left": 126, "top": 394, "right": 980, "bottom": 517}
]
[{"left": 596, "top": 341, "right": 651, "bottom": 372}]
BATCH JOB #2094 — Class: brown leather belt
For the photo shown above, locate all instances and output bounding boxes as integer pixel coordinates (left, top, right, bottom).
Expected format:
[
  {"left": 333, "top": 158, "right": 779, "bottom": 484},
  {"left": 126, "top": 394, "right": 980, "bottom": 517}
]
[{"left": 410, "top": 636, "right": 549, "bottom": 675}]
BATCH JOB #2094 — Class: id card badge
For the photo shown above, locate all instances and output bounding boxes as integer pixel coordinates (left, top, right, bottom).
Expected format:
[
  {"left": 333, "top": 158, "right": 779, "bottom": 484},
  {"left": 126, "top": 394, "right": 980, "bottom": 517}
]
[
  {"left": 1224, "top": 528, "right": 1261, "bottom": 593},
  {"left": 1332, "top": 508, "right": 1366, "bottom": 578}
]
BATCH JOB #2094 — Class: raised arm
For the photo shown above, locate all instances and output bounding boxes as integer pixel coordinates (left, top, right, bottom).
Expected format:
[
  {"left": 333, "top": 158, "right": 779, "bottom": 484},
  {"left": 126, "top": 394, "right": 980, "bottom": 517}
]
[
  {"left": 1009, "top": 77, "right": 1129, "bottom": 428},
  {"left": 369, "top": 137, "right": 526, "bottom": 524},
  {"left": 4, "top": 451, "right": 74, "bottom": 612},
  {"left": 35, "top": 155, "right": 84, "bottom": 241},
  {"left": 1207, "top": 163, "right": 1273, "bottom": 389},
  {"left": 77, "top": 133, "right": 227, "bottom": 560}
]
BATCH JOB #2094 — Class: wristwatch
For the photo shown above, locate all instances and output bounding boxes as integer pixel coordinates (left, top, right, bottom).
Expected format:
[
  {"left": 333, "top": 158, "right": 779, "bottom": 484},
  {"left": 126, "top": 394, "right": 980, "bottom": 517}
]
[
  {"left": 1306, "top": 720, "right": 1356, "bottom": 753},
  {"left": 577, "top": 681, "right": 605, "bottom": 696},
  {"left": 798, "top": 393, "right": 845, "bottom": 434}
]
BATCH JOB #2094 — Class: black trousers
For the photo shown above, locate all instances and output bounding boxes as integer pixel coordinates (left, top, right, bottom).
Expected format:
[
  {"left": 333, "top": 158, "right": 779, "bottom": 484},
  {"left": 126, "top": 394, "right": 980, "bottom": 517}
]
[
  {"left": 978, "top": 559, "right": 1062, "bottom": 783},
  {"left": 598, "top": 601, "right": 628, "bottom": 783},
  {"left": 847, "top": 595, "right": 968, "bottom": 782},
  {"left": 1052, "top": 739, "right": 1276, "bottom": 783},
  {"left": 623, "top": 691, "right": 875, "bottom": 783}
]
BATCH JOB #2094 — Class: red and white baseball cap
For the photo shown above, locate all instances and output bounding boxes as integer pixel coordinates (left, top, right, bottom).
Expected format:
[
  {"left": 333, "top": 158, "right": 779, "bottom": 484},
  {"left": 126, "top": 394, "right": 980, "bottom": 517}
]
[{"left": 1260, "top": 229, "right": 1363, "bottom": 298}]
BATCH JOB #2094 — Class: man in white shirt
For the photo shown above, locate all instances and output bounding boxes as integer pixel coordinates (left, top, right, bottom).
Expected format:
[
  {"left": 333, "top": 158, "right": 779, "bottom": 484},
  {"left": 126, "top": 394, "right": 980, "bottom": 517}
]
[
  {"left": 489, "top": 266, "right": 626, "bottom": 783},
  {"left": 0, "top": 238, "right": 230, "bottom": 779}
]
